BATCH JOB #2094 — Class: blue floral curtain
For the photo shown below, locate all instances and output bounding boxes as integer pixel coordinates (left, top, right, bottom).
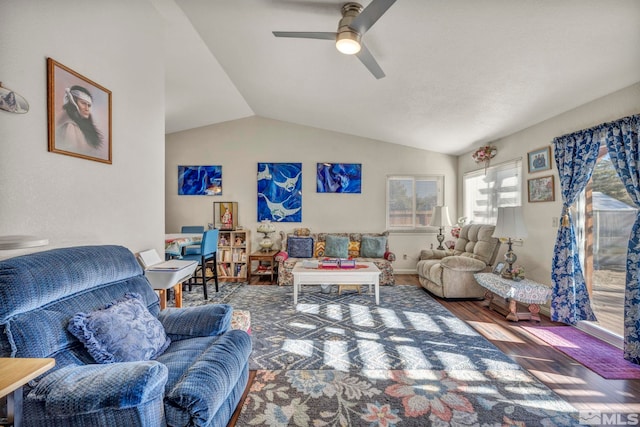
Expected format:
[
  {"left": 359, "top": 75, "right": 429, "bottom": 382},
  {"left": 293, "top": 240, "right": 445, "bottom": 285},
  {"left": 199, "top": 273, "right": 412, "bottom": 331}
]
[
  {"left": 604, "top": 114, "right": 640, "bottom": 364},
  {"left": 551, "top": 131, "right": 600, "bottom": 324}
]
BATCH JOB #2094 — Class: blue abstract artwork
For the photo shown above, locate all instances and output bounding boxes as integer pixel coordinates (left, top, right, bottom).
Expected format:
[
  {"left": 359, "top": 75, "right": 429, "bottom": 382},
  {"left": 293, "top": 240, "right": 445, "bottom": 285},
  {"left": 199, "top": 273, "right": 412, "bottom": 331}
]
[
  {"left": 257, "top": 162, "right": 302, "bottom": 222},
  {"left": 316, "top": 163, "right": 362, "bottom": 193},
  {"left": 178, "top": 165, "right": 222, "bottom": 196}
]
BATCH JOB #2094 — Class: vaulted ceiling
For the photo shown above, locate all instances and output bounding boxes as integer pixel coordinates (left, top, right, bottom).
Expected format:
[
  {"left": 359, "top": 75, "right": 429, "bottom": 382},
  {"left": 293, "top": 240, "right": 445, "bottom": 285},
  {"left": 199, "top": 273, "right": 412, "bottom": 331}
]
[{"left": 153, "top": 0, "right": 640, "bottom": 155}]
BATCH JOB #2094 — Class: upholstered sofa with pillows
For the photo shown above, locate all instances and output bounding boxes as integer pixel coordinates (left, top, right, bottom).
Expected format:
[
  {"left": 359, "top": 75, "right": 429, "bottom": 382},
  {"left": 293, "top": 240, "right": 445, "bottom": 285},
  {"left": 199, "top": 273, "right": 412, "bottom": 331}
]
[
  {"left": 276, "top": 230, "right": 396, "bottom": 286},
  {"left": 0, "top": 245, "right": 251, "bottom": 427},
  {"left": 416, "top": 224, "right": 501, "bottom": 299}
]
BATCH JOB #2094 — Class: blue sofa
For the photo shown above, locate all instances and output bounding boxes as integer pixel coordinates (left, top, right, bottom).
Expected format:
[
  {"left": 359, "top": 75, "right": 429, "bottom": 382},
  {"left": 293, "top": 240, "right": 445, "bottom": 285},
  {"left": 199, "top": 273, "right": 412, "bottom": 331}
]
[{"left": 0, "top": 245, "right": 251, "bottom": 427}]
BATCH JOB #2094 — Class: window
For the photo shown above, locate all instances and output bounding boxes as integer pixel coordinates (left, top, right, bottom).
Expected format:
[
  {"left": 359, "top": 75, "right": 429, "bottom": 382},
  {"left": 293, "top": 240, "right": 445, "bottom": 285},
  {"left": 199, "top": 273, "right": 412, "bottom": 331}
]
[
  {"left": 386, "top": 175, "right": 443, "bottom": 229},
  {"left": 463, "top": 159, "right": 522, "bottom": 224}
]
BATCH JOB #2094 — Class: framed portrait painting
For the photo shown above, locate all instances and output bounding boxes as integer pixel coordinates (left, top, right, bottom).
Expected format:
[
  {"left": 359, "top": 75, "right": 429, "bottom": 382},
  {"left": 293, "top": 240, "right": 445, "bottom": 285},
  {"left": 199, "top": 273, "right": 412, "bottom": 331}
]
[
  {"left": 47, "top": 58, "right": 112, "bottom": 164},
  {"left": 528, "top": 175, "right": 555, "bottom": 202},
  {"left": 527, "top": 146, "right": 552, "bottom": 173}
]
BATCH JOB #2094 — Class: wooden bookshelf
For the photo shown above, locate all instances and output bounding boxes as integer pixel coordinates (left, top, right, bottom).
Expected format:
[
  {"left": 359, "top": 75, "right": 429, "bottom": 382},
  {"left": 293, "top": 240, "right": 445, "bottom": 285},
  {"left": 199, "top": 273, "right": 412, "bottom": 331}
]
[{"left": 217, "top": 230, "right": 249, "bottom": 281}]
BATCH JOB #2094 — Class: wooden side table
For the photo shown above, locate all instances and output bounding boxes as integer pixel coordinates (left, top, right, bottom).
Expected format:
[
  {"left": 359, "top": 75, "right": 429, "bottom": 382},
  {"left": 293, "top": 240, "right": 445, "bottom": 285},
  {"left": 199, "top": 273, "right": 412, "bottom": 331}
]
[
  {"left": 0, "top": 358, "right": 55, "bottom": 427},
  {"left": 248, "top": 250, "right": 278, "bottom": 284},
  {"left": 474, "top": 272, "right": 552, "bottom": 322}
]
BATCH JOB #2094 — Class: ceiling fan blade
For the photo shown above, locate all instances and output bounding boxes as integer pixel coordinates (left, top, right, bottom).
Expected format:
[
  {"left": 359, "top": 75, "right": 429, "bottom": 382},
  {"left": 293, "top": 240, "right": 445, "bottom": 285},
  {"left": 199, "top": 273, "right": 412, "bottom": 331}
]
[
  {"left": 272, "top": 31, "right": 336, "bottom": 40},
  {"left": 349, "top": 0, "right": 396, "bottom": 35},
  {"left": 268, "top": 1, "right": 344, "bottom": 15},
  {"left": 355, "top": 43, "right": 385, "bottom": 79}
]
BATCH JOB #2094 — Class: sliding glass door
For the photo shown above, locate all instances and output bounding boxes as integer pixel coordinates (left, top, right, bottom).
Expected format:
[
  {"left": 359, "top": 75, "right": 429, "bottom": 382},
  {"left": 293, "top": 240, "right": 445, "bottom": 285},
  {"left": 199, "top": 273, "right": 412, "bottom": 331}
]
[{"left": 578, "top": 147, "right": 637, "bottom": 337}]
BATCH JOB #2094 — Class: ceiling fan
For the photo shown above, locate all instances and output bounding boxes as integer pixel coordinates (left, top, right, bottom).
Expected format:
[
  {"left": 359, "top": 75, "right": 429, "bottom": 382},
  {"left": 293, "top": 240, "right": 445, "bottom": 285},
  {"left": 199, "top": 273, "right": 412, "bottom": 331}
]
[{"left": 272, "top": 0, "right": 396, "bottom": 79}]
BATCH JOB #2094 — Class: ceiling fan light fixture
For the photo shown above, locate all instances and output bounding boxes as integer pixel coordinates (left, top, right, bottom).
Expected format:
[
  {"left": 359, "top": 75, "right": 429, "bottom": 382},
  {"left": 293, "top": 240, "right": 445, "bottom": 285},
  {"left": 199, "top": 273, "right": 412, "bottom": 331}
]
[{"left": 336, "top": 31, "right": 361, "bottom": 55}]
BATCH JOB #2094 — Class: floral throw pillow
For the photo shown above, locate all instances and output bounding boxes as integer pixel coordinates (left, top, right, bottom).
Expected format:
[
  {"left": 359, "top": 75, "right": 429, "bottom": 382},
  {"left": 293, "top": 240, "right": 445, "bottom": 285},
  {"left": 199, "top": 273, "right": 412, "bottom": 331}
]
[{"left": 68, "top": 293, "right": 170, "bottom": 364}]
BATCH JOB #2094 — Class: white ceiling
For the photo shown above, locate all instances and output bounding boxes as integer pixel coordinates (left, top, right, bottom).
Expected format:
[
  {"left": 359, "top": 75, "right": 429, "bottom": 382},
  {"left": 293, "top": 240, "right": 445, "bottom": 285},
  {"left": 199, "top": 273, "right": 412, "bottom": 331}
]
[{"left": 155, "top": 0, "right": 640, "bottom": 155}]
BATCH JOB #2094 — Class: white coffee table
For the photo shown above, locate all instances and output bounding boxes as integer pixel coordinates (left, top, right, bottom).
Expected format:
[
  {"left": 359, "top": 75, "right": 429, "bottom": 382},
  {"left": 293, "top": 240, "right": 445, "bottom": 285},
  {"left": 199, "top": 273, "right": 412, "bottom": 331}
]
[{"left": 292, "top": 261, "right": 381, "bottom": 305}]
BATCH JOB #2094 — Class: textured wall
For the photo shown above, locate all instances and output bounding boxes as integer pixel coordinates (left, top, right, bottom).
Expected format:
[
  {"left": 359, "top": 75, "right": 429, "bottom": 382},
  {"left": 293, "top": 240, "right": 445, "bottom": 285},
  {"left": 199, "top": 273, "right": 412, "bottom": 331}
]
[{"left": 0, "top": 0, "right": 166, "bottom": 259}]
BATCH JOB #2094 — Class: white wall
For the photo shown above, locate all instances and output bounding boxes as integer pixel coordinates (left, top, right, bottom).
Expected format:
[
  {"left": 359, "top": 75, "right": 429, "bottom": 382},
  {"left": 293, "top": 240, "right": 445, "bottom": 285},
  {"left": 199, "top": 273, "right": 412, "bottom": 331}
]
[
  {"left": 165, "top": 116, "right": 458, "bottom": 272},
  {"left": 458, "top": 82, "right": 640, "bottom": 286},
  {"left": 0, "top": 0, "right": 166, "bottom": 259}
]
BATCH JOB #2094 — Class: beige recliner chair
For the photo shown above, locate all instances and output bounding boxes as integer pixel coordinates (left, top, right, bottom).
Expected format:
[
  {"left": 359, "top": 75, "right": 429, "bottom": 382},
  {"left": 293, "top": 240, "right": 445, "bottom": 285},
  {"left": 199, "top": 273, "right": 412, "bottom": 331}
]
[{"left": 417, "top": 224, "right": 501, "bottom": 299}]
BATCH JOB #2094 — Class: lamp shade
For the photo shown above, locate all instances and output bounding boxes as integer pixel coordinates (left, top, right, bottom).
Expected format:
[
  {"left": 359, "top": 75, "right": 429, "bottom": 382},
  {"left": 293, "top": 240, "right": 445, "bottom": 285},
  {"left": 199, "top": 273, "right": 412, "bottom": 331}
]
[
  {"left": 430, "top": 206, "right": 452, "bottom": 227},
  {"left": 492, "top": 207, "right": 528, "bottom": 239},
  {"left": 336, "top": 31, "right": 361, "bottom": 55}
]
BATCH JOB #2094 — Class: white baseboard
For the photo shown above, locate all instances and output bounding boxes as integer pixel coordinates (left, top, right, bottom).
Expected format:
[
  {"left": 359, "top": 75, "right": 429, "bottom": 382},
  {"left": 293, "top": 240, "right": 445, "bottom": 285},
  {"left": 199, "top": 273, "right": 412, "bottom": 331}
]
[
  {"left": 577, "top": 321, "right": 623, "bottom": 349},
  {"left": 395, "top": 269, "right": 418, "bottom": 274},
  {"left": 534, "top": 305, "right": 623, "bottom": 349}
]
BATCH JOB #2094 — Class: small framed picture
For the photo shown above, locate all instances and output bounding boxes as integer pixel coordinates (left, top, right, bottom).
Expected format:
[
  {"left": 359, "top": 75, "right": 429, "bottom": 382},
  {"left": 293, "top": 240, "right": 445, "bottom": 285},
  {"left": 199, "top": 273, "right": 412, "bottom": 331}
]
[
  {"left": 527, "top": 146, "right": 552, "bottom": 173},
  {"left": 528, "top": 175, "right": 555, "bottom": 203},
  {"left": 493, "top": 262, "right": 505, "bottom": 275},
  {"left": 47, "top": 58, "right": 112, "bottom": 164}
]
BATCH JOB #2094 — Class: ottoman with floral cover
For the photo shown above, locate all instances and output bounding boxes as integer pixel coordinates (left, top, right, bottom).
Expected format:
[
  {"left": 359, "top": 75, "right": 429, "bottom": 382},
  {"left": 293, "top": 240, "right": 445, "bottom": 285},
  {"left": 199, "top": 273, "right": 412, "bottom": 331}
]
[{"left": 275, "top": 229, "right": 395, "bottom": 286}]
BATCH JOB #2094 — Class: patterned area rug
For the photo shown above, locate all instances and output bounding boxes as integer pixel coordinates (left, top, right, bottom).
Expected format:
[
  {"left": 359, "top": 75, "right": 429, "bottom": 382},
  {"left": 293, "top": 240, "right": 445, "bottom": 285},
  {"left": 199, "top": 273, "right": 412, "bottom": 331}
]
[
  {"left": 183, "top": 284, "right": 579, "bottom": 426},
  {"left": 175, "top": 281, "right": 243, "bottom": 306},
  {"left": 523, "top": 326, "right": 640, "bottom": 379}
]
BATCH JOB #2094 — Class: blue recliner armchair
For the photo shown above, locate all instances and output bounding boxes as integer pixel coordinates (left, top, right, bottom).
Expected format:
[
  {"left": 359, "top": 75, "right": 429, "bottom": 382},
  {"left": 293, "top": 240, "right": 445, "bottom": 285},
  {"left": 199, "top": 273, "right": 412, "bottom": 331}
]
[{"left": 0, "top": 245, "right": 252, "bottom": 427}]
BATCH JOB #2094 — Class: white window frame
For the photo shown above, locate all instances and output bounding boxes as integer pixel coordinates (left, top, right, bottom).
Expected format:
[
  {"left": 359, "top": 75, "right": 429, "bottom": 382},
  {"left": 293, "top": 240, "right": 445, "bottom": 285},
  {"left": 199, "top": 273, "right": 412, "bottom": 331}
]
[
  {"left": 386, "top": 175, "right": 444, "bottom": 230},
  {"left": 463, "top": 159, "right": 522, "bottom": 225}
]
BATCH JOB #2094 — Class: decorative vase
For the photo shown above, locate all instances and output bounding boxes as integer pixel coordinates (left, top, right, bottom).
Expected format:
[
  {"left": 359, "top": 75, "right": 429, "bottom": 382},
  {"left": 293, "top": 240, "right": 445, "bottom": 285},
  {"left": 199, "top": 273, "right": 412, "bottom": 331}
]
[
  {"left": 257, "top": 220, "right": 276, "bottom": 252},
  {"left": 259, "top": 237, "right": 273, "bottom": 251}
]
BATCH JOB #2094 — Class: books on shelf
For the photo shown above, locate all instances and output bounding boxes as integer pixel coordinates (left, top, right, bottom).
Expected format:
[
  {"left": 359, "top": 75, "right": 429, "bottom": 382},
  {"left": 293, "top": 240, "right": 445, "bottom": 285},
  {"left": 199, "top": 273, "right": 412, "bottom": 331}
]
[
  {"left": 216, "top": 230, "right": 250, "bottom": 279},
  {"left": 217, "top": 263, "right": 231, "bottom": 277}
]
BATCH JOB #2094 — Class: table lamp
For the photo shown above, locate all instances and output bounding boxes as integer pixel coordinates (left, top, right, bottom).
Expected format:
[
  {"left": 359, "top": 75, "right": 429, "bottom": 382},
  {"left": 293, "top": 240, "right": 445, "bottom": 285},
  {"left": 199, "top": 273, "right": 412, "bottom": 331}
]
[
  {"left": 492, "top": 206, "right": 528, "bottom": 279},
  {"left": 430, "top": 206, "right": 452, "bottom": 250}
]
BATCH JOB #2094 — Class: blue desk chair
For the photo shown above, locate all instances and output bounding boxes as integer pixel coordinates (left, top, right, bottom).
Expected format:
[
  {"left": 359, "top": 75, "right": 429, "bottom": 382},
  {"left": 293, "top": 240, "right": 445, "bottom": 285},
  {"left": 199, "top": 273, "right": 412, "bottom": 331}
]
[
  {"left": 181, "top": 225, "right": 205, "bottom": 233},
  {"left": 181, "top": 229, "right": 219, "bottom": 299},
  {"left": 181, "top": 225, "right": 205, "bottom": 256}
]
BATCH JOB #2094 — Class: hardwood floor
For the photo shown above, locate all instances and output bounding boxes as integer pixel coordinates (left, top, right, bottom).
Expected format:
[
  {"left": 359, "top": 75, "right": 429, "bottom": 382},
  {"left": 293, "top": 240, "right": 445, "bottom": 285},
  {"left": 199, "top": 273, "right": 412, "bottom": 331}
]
[
  {"left": 395, "top": 275, "right": 640, "bottom": 416},
  {"left": 230, "top": 274, "right": 640, "bottom": 425}
]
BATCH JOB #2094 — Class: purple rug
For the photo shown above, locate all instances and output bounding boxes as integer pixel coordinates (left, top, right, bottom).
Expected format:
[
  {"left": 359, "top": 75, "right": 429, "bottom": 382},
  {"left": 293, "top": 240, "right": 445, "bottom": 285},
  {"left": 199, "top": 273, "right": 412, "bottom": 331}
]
[{"left": 523, "top": 326, "right": 640, "bottom": 379}]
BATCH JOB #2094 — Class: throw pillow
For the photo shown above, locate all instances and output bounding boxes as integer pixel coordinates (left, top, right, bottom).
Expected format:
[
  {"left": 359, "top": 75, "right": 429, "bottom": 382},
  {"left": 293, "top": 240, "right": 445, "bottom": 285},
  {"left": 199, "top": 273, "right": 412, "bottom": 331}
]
[
  {"left": 314, "top": 241, "right": 326, "bottom": 258},
  {"left": 360, "top": 235, "right": 387, "bottom": 258},
  {"left": 325, "top": 235, "right": 349, "bottom": 258},
  {"left": 68, "top": 293, "right": 170, "bottom": 364},
  {"left": 294, "top": 228, "right": 311, "bottom": 237},
  {"left": 348, "top": 241, "right": 360, "bottom": 257},
  {"left": 287, "top": 236, "right": 314, "bottom": 258}
]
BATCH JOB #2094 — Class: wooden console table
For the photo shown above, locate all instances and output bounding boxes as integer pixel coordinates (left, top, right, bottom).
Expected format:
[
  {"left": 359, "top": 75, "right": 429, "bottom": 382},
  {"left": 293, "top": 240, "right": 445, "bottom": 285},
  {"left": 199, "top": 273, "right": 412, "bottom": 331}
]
[
  {"left": 474, "top": 273, "right": 552, "bottom": 322},
  {"left": 0, "top": 358, "right": 55, "bottom": 427}
]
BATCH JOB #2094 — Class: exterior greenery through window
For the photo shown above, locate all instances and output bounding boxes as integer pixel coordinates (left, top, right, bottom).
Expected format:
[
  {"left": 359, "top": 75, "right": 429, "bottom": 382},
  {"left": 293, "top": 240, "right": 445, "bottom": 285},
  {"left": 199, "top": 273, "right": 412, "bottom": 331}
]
[
  {"left": 463, "top": 159, "right": 522, "bottom": 224},
  {"left": 386, "top": 175, "right": 443, "bottom": 229}
]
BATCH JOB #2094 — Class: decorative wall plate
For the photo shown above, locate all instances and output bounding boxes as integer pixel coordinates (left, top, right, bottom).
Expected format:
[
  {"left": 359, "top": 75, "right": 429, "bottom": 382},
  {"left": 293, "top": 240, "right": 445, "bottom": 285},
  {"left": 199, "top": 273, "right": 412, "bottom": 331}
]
[{"left": 0, "top": 82, "right": 29, "bottom": 113}]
